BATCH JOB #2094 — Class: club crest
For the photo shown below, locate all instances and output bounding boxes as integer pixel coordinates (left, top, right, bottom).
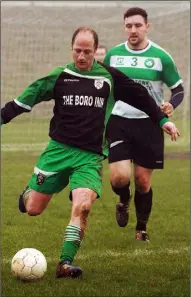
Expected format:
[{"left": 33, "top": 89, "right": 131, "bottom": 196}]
[
  {"left": 94, "top": 79, "right": 104, "bottom": 89},
  {"left": 36, "top": 172, "right": 46, "bottom": 185}
]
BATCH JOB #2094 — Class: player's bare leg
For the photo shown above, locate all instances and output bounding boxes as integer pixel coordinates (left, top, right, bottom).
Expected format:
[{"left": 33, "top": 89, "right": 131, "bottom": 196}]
[
  {"left": 19, "top": 187, "right": 52, "bottom": 215},
  {"left": 56, "top": 188, "right": 97, "bottom": 279}
]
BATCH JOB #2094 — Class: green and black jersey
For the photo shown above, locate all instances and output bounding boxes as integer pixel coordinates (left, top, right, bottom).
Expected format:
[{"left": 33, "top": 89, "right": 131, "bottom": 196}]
[{"left": 1, "top": 60, "right": 168, "bottom": 156}]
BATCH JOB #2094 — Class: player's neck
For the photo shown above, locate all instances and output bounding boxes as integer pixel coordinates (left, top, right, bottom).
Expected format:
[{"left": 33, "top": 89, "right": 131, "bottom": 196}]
[{"left": 128, "top": 39, "right": 149, "bottom": 51}]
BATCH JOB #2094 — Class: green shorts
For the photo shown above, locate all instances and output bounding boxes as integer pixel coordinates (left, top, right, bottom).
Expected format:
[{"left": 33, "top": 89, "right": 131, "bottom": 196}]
[{"left": 28, "top": 139, "right": 104, "bottom": 198}]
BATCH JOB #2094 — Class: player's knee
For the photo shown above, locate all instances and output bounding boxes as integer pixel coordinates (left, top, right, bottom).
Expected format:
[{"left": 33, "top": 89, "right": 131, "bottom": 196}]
[
  {"left": 80, "top": 200, "right": 91, "bottom": 216},
  {"left": 26, "top": 206, "right": 43, "bottom": 216},
  {"left": 72, "top": 198, "right": 92, "bottom": 230},
  {"left": 71, "top": 189, "right": 96, "bottom": 230},
  {"left": 72, "top": 198, "right": 92, "bottom": 217},
  {"left": 71, "top": 200, "right": 92, "bottom": 232},
  {"left": 26, "top": 196, "right": 43, "bottom": 216},
  {"left": 79, "top": 200, "right": 92, "bottom": 231},
  {"left": 135, "top": 176, "right": 151, "bottom": 193},
  {"left": 26, "top": 192, "right": 52, "bottom": 216},
  {"left": 111, "top": 174, "right": 130, "bottom": 188}
]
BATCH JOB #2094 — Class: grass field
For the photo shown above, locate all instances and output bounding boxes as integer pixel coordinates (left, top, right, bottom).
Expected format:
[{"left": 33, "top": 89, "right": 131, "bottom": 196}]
[
  {"left": 1, "top": 118, "right": 190, "bottom": 297},
  {"left": 1, "top": 114, "right": 190, "bottom": 153}
]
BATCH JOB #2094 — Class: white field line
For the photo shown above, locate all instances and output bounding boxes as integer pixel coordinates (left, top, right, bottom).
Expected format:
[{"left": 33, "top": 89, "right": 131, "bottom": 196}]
[{"left": 2, "top": 246, "right": 190, "bottom": 264}]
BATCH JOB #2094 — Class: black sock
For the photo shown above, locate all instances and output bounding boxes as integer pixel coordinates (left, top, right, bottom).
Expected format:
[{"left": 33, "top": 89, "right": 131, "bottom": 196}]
[
  {"left": 112, "top": 183, "right": 131, "bottom": 204},
  {"left": 134, "top": 188, "right": 153, "bottom": 231}
]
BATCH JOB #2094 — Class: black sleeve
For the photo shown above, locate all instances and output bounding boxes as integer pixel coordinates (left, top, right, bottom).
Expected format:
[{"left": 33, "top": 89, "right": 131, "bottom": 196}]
[
  {"left": 169, "top": 84, "right": 184, "bottom": 109},
  {"left": 1, "top": 101, "right": 30, "bottom": 124},
  {"left": 104, "top": 64, "right": 167, "bottom": 124}
]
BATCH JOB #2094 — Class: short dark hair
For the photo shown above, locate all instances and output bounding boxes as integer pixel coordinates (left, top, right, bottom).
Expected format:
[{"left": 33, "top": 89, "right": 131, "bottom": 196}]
[
  {"left": 71, "top": 27, "right": 99, "bottom": 50},
  {"left": 123, "top": 7, "right": 148, "bottom": 23}
]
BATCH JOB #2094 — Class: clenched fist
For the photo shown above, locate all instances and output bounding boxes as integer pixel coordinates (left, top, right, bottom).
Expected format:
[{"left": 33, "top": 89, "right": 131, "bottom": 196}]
[{"left": 160, "top": 102, "right": 174, "bottom": 117}]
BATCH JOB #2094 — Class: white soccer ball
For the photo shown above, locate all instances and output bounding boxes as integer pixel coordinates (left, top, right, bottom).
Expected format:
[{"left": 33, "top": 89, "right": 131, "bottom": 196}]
[{"left": 11, "top": 248, "right": 47, "bottom": 281}]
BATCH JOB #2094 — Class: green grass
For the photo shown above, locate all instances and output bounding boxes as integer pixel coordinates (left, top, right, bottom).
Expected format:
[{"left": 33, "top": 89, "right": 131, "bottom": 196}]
[
  {"left": 1, "top": 116, "right": 190, "bottom": 153},
  {"left": 1, "top": 151, "right": 190, "bottom": 297}
]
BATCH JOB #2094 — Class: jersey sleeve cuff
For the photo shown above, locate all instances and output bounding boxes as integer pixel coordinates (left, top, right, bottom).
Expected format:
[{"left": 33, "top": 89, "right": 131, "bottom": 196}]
[{"left": 159, "top": 117, "right": 169, "bottom": 128}]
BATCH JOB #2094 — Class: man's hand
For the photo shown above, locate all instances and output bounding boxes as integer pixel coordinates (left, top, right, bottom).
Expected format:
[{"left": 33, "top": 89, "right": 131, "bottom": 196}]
[
  {"left": 160, "top": 102, "right": 174, "bottom": 117},
  {"left": 162, "top": 122, "right": 180, "bottom": 141}
]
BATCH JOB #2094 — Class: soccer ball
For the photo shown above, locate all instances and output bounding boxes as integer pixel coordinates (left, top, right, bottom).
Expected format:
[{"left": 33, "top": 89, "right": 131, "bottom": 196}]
[{"left": 11, "top": 248, "right": 47, "bottom": 281}]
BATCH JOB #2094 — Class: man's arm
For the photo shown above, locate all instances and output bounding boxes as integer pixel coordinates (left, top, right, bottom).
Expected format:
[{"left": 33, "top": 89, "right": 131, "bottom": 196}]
[
  {"left": 169, "top": 84, "right": 184, "bottom": 108},
  {"left": 160, "top": 52, "right": 184, "bottom": 117},
  {"left": 161, "top": 84, "right": 184, "bottom": 117},
  {"left": 1, "top": 66, "right": 63, "bottom": 125},
  {"left": 1, "top": 100, "right": 31, "bottom": 125}
]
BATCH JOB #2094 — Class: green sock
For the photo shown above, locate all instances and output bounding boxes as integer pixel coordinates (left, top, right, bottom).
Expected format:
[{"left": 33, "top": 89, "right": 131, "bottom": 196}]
[{"left": 60, "top": 225, "right": 81, "bottom": 263}]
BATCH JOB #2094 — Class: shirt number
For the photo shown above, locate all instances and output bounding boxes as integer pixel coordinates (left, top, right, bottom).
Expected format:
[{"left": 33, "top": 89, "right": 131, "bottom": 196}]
[{"left": 131, "top": 57, "right": 138, "bottom": 66}]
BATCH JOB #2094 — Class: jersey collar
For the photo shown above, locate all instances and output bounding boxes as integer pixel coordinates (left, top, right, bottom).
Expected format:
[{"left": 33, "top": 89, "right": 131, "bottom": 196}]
[
  {"left": 71, "top": 60, "right": 98, "bottom": 75},
  {"left": 125, "top": 39, "right": 152, "bottom": 54}
]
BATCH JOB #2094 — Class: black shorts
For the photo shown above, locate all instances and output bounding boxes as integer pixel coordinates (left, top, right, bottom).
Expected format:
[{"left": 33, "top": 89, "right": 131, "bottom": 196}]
[{"left": 106, "top": 115, "right": 164, "bottom": 169}]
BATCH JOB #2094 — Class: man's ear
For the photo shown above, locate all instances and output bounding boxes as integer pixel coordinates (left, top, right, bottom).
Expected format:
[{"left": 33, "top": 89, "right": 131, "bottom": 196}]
[{"left": 146, "top": 22, "right": 151, "bottom": 31}]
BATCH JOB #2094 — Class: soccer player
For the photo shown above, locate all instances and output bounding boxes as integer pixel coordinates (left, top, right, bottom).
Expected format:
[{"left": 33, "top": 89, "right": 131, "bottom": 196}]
[
  {"left": 94, "top": 44, "right": 108, "bottom": 62},
  {"left": 104, "top": 7, "right": 184, "bottom": 242},
  {"left": 1, "top": 27, "right": 180, "bottom": 278}
]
